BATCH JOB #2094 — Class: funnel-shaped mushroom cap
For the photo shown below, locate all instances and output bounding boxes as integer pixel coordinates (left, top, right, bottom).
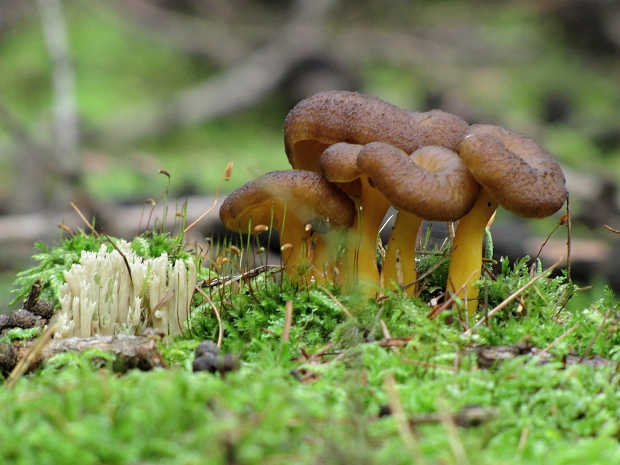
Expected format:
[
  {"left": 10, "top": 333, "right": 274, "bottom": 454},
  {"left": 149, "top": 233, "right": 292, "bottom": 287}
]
[
  {"left": 356, "top": 143, "right": 479, "bottom": 221},
  {"left": 319, "top": 142, "right": 364, "bottom": 197},
  {"left": 458, "top": 124, "right": 568, "bottom": 218},
  {"left": 284, "top": 91, "right": 469, "bottom": 172},
  {"left": 320, "top": 142, "right": 363, "bottom": 183},
  {"left": 219, "top": 170, "right": 356, "bottom": 232}
]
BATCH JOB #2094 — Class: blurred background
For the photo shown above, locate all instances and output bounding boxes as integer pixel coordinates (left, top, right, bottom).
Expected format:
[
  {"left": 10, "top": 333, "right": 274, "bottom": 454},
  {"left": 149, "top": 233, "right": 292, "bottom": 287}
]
[{"left": 1, "top": 0, "right": 620, "bottom": 308}]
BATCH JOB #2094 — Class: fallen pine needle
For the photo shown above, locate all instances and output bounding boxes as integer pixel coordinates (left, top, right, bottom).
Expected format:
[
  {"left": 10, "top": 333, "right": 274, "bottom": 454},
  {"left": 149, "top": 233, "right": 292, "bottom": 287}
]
[
  {"left": 464, "top": 258, "right": 561, "bottom": 336},
  {"left": 184, "top": 162, "right": 233, "bottom": 233},
  {"left": 383, "top": 373, "right": 428, "bottom": 465},
  {"left": 401, "top": 358, "right": 458, "bottom": 373},
  {"left": 195, "top": 286, "right": 223, "bottom": 349},
  {"left": 282, "top": 300, "right": 293, "bottom": 344},
  {"left": 5, "top": 322, "right": 57, "bottom": 390},
  {"left": 438, "top": 397, "right": 470, "bottom": 465},
  {"left": 579, "top": 307, "right": 612, "bottom": 363},
  {"left": 317, "top": 285, "right": 353, "bottom": 319},
  {"left": 536, "top": 323, "right": 580, "bottom": 359}
]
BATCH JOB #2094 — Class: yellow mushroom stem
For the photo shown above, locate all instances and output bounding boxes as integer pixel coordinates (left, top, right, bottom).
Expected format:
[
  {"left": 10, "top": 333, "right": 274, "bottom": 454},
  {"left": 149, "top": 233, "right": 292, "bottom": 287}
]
[
  {"left": 383, "top": 211, "right": 423, "bottom": 297},
  {"left": 309, "top": 226, "right": 348, "bottom": 284},
  {"left": 341, "top": 175, "right": 392, "bottom": 296},
  {"left": 278, "top": 208, "right": 350, "bottom": 285},
  {"left": 446, "top": 189, "right": 500, "bottom": 314},
  {"left": 276, "top": 202, "right": 319, "bottom": 280}
]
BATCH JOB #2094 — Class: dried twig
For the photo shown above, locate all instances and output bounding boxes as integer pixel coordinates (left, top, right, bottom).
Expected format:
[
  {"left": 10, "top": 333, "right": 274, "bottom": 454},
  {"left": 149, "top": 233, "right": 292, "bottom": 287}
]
[
  {"left": 185, "top": 162, "right": 233, "bottom": 233},
  {"left": 383, "top": 373, "right": 428, "bottom": 465},
  {"left": 409, "top": 405, "right": 498, "bottom": 427},
  {"left": 533, "top": 213, "right": 568, "bottom": 263},
  {"left": 401, "top": 358, "right": 458, "bottom": 373},
  {"left": 536, "top": 323, "right": 580, "bottom": 359},
  {"left": 517, "top": 427, "right": 530, "bottom": 455},
  {"left": 317, "top": 285, "right": 353, "bottom": 319},
  {"left": 204, "top": 265, "right": 280, "bottom": 288},
  {"left": 427, "top": 269, "right": 478, "bottom": 320},
  {"left": 464, "top": 259, "right": 561, "bottom": 336},
  {"left": 604, "top": 224, "right": 620, "bottom": 234},
  {"left": 71, "top": 201, "right": 98, "bottom": 236},
  {"left": 437, "top": 397, "right": 470, "bottom": 465},
  {"left": 195, "top": 286, "right": 223, "bottom": 349},
  {"left": 4, "top": 322, "right": 57, "bottom": 390},
  {"left": 282, "top": 300, "right": 293, "bottom": 344},
  {"left": 579, "top": 307, "right": 612, "bottom": 363}
]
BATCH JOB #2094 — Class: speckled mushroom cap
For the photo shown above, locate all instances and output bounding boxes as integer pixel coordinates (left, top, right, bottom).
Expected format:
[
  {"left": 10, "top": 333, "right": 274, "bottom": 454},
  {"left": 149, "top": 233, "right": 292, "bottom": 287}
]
[
  {"left": 318, "top": 142, "right": 364, "bottom": 197},
  {"left": 356, "top": 143, "right": 479, "bottom": 221},
  {"left": 219, "top": 170, "right": 356, "bottom": 232},
  {"left": 284, "top": 91, "right": 469, "bottom": 173},
  {"left": 319, "top": 142, "right": 363, "bottom": 182},
  {"left": 457, "top": 124, "right": 568, "bottom": 218}
]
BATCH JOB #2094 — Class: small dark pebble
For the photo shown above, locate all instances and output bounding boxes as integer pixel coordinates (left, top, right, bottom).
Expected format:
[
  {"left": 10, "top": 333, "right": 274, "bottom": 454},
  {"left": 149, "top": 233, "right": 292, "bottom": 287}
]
[
  {"left": 0, "top": 314, "right": 10, "bottom": 331},
  {"left": 378, "top": 404, "right": 392, "bottom": 417},
  {"left": 32, "top": 300, "right": 55, "bottom": 319},
  {"left": 195, "top": 340, "right": 219, "bottom": 358},
  {"left": 220, "top": 353, "right": 239, "bottom": 372},
  {"left": 193, "top": 352, "right": 239, "bottom": 375},
  {"left": 0, "top": 341, "right": 17, "bottom": 374},
  {"left": 193, "top": 353, "right": 219, "bottom": 374},
  {"left": 9, "top": 309, "right": 42, "bottom": 329}
]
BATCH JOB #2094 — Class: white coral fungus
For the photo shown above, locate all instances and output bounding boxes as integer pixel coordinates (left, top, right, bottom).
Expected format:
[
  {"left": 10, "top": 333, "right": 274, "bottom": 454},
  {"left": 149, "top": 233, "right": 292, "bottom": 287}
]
[{"left": 55, "top": 240, "right": 197, "bottom": 339}]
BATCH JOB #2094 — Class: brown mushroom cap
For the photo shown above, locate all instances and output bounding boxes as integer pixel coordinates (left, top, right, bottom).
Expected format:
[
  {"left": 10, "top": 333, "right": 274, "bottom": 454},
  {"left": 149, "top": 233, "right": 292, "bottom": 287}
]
[
  {"left": 284, "top": 91, "right": 469, "bottom": 172},
  {"left": 457, "top": 124, "right": 568, "bottom": 218},
  {"left": 356, "top": 143, "right": 479, "bottom": 221},
  {"left": 319, "top": 142, "right": 364, "bottom": 197},
  {"left": 320, "top": 142, "right": 363, "bottom": 182},
  {"left": 219, "top": 170, "right": 356, "bottom": 232}
]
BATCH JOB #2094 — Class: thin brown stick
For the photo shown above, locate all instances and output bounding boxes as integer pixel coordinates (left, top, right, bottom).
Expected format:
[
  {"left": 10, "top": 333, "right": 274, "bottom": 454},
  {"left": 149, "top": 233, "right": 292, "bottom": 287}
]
[
  {"left": 185, "top": 162, "right": 233, "bottom": 233},
  {"left": 4, "top": 322, "right": 57, "bottom": 390},
  {"left": 536, "top": 323, "right": 580, "bottom": 359},
  {"left": 137, "top": 198, "right": 157, "bottom": 236},
  {"left": 464, "top": 259, "right": 561, "bottom": 336},
  {"left": 437, "top": 397, "right": 470, "bottom": 465},
  {"left": 195, "top": 286, "right": 223, "bottom": 349},
  {"left": 517, "top": 427, "right": 530, "bottom": 455},
  {"left": 379, "top": 319, "right": 391, "bottom": 339},
  {"left": 579, "top": 307, "right": 611, "bottom": 363},
  {"left": 383, "top": 373, "right": 428, "bottom": 465},
  {"left": 70, "top": 202, "right": 98, "bottom": 236},
  {"left": 148, "top": 290, "right": 175, "bottom": 327},
  {"left": 282, "top": 300, "right": 293, "bottom": 344},
  {"left": 533, "top": 213, "right": 567, "bottom": 263},
  {"left": 553, "top": 285, "right": 591, "bottom": 317},
  {"left": 317, "top": 285, "right": 353, "bottom": 319},
  {"left": 103, "top": 233, "right": 133, "bottom": 285},
  {"left": 604, "top": 224, "right": 620, "bottom": 234},
  {"left": 401, "top": 358, "right": 458, "bottom": 373},
  {"left": 427, "top": 270, "right": 478, "bottom": 320}
]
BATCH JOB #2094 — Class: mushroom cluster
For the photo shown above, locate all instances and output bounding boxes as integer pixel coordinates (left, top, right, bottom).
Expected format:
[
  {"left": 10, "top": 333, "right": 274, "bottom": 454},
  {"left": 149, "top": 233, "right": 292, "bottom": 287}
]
[{"left": 220, "top": 91, "right": 568, "bottom": 310}]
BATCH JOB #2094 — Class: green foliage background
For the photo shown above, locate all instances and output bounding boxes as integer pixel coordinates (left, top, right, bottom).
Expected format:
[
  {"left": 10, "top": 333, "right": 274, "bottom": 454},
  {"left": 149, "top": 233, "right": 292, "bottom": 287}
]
[{"left": 3, "top": 1, "right": 620, "bottom": 463}]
